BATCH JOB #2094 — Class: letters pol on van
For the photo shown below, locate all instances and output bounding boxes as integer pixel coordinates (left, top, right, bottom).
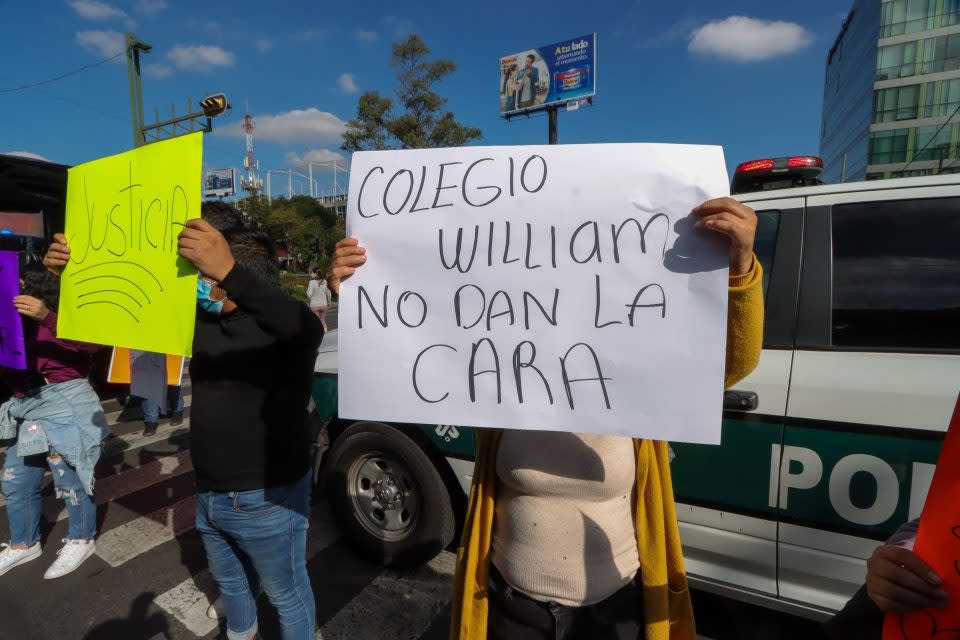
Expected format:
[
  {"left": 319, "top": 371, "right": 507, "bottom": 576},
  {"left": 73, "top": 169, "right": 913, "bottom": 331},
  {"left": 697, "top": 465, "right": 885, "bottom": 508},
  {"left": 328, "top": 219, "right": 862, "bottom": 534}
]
[{"left": 339, "top": 144, "right": 731, "bottom": 444}]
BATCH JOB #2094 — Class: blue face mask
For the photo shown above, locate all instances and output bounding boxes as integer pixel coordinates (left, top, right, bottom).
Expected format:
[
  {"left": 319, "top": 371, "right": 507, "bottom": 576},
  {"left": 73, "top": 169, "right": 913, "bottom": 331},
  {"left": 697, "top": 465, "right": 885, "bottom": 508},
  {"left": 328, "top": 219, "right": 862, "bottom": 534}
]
[{"left": 197, "top": 277, "right": 225, "bottom": 315}]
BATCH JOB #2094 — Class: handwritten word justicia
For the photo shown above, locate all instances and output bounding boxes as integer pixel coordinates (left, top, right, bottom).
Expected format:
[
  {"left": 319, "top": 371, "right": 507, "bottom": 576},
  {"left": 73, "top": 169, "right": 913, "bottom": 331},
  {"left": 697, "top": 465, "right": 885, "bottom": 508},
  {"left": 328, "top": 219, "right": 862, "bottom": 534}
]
[{"left": 69, "top": 162, "right": 190, "bottom": 264}]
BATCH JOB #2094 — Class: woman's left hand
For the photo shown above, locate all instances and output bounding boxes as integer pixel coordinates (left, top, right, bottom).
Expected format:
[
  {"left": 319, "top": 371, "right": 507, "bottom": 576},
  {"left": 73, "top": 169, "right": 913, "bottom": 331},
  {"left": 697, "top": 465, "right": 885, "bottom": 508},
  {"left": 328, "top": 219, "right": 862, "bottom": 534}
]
[
  {"left": 692, "top": 197, "right": 758, "bottom": 276},
  {"left": 14, "top": 295, "right": 49, "bottom": 321}
]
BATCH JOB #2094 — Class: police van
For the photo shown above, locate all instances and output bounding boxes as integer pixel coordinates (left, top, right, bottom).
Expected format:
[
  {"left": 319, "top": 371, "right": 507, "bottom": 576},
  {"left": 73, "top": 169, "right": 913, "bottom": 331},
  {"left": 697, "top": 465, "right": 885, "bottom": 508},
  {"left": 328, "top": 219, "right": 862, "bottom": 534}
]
[{"left": 310, "top": 157, "right": 960, "bottom": 621}]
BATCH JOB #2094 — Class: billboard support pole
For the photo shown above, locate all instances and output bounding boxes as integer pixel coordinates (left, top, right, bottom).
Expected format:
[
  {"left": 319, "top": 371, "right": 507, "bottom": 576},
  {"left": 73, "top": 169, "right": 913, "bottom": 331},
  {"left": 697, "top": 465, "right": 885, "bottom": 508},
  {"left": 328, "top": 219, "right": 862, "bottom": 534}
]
[{"left": 548, "top": 106, "right": 558, "bottom": 144}]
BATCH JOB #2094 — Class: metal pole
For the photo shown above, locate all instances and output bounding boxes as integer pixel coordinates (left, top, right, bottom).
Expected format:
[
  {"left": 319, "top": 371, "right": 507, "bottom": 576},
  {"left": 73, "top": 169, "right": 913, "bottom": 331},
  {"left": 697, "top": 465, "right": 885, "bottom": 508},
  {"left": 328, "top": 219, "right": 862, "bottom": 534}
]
[
  {"left": 548, "top": 106, "right": 558, "bottom": 144},
  {"left": 309, "top": 164, "right": 314, "bottom": 198},
  {"left": 125, "top": 33, "right": 152, "bottom": 148},
  {"left": 288, "top": 170, "right": 292, "bottom": 199},
  {"left": 333, "top": 159, "right": 339, "bottom": 195},
  {"left": 840, "top": 153, "right": 847, "bottom": 183},
  {"left": 267, "top": 172, "right": 272, "bottom": 206}
]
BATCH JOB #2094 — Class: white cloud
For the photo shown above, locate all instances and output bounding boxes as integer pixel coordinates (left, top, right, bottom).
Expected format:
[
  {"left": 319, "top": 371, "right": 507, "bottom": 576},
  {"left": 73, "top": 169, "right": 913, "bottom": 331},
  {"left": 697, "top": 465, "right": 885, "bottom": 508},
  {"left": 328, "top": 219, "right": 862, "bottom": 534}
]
[
  {"left": 688, "top": 16, "right": 812, "bottom": 62},
  {"left": 167, "top": 44, "right": 235, "bottom": 71},
  {"left": 256, "top": 38, "right": 271, "bottom": 52},
  {"left": 285, "top": 149, "right": 350, "bottom": 169},
  {"left": 68, "top": 0, "right": 134, "bottom": 27},
  {"left": 217, "top": 108, "right": 346, "bottom": 144},
  {"left": 355, "top": 30, "right": 379, "bottom": 43},
  {"left": 2, "top": 151, "right": 51, "bottom": 162},
  {"left": 136, "top": 0, "right": 167, "bottom": 13},
  {"left": 76, "top": 30, "right": 126, "bottom": 59},
  {"left": 143, "top": 63, "right": 172, "bottom": 78},
  {"left": 338, "top": 73, "right": 359, "bottom": 94}
]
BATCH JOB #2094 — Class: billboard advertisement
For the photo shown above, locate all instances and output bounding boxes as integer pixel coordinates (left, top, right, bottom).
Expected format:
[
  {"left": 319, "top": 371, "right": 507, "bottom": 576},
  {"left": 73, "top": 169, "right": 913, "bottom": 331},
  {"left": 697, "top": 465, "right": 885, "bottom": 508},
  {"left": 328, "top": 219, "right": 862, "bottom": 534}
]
[
  {"left": 500, "top": 34, "right": 596, "bottom": 116},
  {"left": 203, "top": 168, "right": 235, "bottom": 197}
]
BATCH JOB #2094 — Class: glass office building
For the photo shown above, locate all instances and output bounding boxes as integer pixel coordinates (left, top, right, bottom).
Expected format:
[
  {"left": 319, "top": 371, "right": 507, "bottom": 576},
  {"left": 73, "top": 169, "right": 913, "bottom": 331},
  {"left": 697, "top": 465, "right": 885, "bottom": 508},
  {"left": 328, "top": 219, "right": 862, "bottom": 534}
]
[{"left": 821, "top": 0, "right": 960, "bottom": 182}]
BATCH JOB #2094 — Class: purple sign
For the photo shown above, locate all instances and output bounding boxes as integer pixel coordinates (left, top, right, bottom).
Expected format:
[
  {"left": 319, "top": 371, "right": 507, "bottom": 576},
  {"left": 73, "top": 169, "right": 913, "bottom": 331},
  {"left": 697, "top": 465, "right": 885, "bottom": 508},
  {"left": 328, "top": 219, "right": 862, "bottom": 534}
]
[{"left": 0, "top": 252, "right": 26, "bottom": 369}]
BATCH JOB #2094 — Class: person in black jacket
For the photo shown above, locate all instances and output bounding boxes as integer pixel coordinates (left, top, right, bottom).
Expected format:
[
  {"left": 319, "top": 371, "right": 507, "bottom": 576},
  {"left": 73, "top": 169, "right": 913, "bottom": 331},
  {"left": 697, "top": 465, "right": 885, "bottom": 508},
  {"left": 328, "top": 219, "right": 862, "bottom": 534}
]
[{"left": 44, "top": 219, "right": 324, "bottom": 640}]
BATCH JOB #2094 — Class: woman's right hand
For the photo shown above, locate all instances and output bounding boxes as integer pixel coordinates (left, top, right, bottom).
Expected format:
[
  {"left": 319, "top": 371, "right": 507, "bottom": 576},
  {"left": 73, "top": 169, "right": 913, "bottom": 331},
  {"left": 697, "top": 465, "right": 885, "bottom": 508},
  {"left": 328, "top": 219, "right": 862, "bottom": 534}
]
[
  {"left": 43, "top": 233, "right": 70, "bottom": 276},
  {"left": 866, "top": 544, "right": 948, "bottom": 613},
  {"left": 327, "top": 237, "right": 367, "bottom": 295}
]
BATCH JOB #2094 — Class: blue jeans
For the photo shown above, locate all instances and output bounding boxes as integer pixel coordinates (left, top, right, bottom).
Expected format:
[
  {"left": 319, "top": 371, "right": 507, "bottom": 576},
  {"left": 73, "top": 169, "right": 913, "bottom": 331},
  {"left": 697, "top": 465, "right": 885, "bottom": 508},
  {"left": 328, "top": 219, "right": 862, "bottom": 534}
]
[
  {"left": 1, "top": 445, "right": 98, "bottom": 545},
  {"left": 195, "top": 473, "right": 315, "bottom": 640},
  {"left": 141, "top": 386, "right": 184, "bottom": 424}
]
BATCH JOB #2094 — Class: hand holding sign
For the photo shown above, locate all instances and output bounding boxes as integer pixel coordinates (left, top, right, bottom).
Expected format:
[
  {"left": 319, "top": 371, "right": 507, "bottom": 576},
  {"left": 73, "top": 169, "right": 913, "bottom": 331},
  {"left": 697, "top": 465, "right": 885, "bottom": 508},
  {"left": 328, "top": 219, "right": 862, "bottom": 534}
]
[
  {"left": 176, "top": 218, "right": 235, "bottom": 281},
  {"left": 43, "top": 233, "right": 71, "bottom": 276},
  {"left": 884, "top": 394, "right": 960, "bottom": 639},
  {"left": 327, "top": 238, "right": 367, "bottom": 295},
  {"left": 692, "top": 198, "right": 758, "bottom": 276},
  {"left": 13, "top": 295, "right": 49, "bottom": 322},
  {"left": 868, "top": 545, "right": 947, "bottom": 614}
]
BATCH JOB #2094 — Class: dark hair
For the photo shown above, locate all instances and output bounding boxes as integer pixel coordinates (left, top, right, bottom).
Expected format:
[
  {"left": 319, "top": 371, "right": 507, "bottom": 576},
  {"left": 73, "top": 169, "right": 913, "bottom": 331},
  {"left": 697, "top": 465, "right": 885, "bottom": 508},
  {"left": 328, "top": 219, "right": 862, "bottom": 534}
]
[
  {"left": 526, "top": 54, "right": 535, "bottom": 62},
  {"left": 20, "top": 264, "right": 60, "bottom": 312},
  {"left": 222, "top": 228, "right": 280, "bottom": 285},
  {"left": 201, "top": 201, "right": 245, "bottom": 232}
]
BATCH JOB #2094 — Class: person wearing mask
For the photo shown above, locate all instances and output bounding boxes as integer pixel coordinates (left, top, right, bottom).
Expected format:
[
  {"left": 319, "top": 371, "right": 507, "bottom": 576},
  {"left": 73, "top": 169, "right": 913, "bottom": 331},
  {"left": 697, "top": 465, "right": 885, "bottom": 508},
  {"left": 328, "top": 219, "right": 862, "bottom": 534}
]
[
  {"left": 44, "top": 216, "right": 324, "bottom": 640},
  {"left": 306, "top": 267, "right": 332, "bottom": 332},
  {"left": 0, "top": 266, "right": 108, "bottom": 580},
  {"left": 328, "top": 197, "right": 765, "bottom": 640}
]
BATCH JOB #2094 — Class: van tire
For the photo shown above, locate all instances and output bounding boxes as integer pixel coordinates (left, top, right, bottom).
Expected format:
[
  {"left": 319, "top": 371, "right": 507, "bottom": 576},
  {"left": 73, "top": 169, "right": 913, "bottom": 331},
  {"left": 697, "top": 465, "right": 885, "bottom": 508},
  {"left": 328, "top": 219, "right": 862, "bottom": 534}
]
[{"left": 326, "top": 421, "right": 456, "bottom": 569}]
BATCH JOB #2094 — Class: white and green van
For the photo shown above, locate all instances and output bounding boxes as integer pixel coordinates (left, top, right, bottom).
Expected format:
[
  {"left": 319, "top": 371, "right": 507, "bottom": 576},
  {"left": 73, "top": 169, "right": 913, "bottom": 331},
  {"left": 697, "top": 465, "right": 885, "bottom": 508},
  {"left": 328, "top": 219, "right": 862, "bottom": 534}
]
[{"left": 310, "top": 168, "right": 960, "bottom": 620}]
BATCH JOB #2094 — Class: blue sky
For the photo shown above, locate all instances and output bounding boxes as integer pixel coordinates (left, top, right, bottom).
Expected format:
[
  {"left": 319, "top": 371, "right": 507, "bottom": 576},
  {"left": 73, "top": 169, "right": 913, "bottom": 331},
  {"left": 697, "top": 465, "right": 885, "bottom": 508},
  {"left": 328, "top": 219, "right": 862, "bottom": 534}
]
[{"left": 1, "top": 0, "right": 851, "bottom": 197}]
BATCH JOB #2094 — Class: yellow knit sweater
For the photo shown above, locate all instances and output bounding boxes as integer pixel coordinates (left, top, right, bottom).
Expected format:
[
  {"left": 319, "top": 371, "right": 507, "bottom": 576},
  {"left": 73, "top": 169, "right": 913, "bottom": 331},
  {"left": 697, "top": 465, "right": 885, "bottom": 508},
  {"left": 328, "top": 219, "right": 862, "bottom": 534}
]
[{"left": 450, "top": 258, "right": 765, "bottom": 640}]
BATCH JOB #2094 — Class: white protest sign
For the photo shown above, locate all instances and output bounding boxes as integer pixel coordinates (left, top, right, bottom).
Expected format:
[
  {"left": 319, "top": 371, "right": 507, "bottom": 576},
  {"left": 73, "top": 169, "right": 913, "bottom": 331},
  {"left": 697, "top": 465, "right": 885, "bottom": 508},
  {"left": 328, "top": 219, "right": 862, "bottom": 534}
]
[{"left": 339, "top": 143, "right": 730, "bottom": 444}]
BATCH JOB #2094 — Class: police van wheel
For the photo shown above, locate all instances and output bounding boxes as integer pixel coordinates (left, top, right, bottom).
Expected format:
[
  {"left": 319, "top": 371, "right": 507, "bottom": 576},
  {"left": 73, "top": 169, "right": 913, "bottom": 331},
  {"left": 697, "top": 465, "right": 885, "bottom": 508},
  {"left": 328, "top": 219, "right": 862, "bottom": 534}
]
[{"left": 327, "top": 421, "right": 455, "bottom": 569}]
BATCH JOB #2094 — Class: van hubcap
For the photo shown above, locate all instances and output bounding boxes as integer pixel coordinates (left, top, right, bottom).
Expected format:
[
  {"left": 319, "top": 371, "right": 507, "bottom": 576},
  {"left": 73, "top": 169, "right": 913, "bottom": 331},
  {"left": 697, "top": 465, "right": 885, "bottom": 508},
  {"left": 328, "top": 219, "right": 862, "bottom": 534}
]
[{"left": 348, "top": 454, "right": 418, "bottom": 540}]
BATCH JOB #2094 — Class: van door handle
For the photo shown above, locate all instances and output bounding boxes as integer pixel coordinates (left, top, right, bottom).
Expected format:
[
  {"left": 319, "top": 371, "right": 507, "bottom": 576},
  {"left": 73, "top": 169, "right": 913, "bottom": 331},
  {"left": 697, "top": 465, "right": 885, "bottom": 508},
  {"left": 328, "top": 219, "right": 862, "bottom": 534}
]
[{"left": 724, "top": 390, "right": 758, "bottom": 411}]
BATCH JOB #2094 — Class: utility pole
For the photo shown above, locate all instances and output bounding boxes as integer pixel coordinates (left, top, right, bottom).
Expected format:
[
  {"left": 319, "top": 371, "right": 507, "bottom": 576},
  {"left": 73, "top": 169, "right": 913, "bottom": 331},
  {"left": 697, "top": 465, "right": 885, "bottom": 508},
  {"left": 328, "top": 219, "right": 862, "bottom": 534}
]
[
  {"left": 125, "top": 33, "right": 152, "bottom": 148},
  {"left": 547, "top": 106, "right": 558, "bottom": 144},
  {"left": 125, "top": 31, "right": 230, "bottom": 149}
]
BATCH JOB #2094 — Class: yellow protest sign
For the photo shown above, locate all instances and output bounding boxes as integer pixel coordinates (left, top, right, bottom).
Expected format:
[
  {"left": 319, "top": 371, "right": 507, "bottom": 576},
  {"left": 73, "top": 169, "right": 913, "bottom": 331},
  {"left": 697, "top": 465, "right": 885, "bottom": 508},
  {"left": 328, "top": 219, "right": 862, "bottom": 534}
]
[{"left": 57, "top": 133, "right": 202, "bottom": 356}]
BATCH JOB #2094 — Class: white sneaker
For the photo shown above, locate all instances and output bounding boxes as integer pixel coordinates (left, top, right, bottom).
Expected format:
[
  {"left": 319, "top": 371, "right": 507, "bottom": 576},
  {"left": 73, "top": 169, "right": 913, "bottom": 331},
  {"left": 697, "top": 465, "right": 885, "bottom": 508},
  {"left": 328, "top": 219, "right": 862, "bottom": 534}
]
[
  {"left": 206, "top": 596, "right": 224, "bottom": 620},
  {"left": 43, "top": 539, "right": 96, "bottom": 580},
  {"left": 0, "top": 542, "right": 42, "bottom": 577}
]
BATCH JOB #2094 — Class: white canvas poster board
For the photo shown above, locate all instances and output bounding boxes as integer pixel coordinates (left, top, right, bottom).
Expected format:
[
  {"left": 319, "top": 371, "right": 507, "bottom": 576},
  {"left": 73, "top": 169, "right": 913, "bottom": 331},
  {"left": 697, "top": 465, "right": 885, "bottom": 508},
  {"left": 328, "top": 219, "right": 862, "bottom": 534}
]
[{"left": 338, "top": 143, "right": 731, "bottom": 444}]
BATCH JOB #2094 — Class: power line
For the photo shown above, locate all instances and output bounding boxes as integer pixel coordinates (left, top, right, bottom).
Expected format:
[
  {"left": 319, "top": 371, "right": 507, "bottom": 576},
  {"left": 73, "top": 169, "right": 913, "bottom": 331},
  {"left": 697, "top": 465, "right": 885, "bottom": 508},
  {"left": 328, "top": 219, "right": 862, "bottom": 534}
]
[
  {"left": 0, "top": 51, "right": 125, "bottom": 95},
  {"left": 900, "top": 101, "right": 960, "bottom": 173}
]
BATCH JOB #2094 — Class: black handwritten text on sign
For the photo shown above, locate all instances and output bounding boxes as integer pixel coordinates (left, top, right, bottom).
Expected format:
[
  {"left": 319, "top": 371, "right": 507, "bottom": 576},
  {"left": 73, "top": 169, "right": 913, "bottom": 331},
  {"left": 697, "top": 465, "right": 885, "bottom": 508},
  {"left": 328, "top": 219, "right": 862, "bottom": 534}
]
[{"left": 339, "top": 144, "right": 731, "bottom": 444}]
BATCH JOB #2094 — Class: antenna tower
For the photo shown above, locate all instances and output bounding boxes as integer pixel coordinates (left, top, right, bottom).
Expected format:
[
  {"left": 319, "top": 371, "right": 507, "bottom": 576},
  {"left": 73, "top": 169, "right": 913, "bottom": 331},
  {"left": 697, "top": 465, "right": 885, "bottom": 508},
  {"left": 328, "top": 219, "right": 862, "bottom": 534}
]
[{"left": 241, "top": 104, "right": 262, "bottom": 195}]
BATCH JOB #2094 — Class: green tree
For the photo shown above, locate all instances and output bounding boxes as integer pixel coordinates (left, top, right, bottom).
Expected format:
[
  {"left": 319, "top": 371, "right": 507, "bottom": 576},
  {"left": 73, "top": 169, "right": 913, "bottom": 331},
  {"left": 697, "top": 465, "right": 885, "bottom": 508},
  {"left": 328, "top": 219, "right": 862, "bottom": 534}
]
[{"left": 342, "top": 34, "right": 482, "bottom": 151}]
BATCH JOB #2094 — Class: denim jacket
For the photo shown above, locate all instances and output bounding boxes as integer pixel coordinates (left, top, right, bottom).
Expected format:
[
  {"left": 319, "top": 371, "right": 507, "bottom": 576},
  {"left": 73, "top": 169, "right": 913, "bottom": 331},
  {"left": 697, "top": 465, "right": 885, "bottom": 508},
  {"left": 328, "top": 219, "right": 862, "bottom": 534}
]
[{"left": 0, "top": 378, "right": 110, "bottom": 495}]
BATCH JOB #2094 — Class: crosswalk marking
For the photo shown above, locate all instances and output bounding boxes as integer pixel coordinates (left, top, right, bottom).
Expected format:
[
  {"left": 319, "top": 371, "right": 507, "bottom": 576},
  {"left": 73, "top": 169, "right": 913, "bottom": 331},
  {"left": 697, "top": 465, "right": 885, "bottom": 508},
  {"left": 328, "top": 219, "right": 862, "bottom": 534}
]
[
  {"left": 95, "top": 495, "right": 195, "bottom": 567},
  {"left": 153, "top": 570, "right": 221, "bottom": 637},
  {"left": 316, "top": 552, "right": 456, "bottom": 640},
  {"left": 152, "top": 505, "right": 341, "bottom": 638}
]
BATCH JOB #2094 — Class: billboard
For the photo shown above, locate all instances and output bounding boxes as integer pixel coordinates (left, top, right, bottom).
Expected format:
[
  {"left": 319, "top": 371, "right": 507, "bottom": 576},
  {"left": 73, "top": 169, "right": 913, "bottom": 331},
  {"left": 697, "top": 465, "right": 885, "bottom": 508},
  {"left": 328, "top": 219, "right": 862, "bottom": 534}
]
[
  {"left": 203, "top": 168, "right": 235, "bottom": 197},
  {"left": 500, "top": 33, "right": 596, "bottom": 116}
]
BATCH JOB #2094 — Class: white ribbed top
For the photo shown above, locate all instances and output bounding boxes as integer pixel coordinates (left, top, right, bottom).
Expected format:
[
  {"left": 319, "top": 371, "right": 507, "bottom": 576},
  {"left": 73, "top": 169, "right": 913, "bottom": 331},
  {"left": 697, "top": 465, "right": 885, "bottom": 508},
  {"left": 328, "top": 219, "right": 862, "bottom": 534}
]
[{"left": 490, "top": 429, "right": 641, "bottom": 607}]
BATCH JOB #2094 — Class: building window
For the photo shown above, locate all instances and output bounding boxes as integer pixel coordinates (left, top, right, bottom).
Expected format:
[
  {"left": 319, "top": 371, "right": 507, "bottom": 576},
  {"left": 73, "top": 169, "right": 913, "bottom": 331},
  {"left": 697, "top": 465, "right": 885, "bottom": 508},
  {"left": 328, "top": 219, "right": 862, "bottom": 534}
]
[
  {"left": 869, "top": 129, "right": 910, "bottom": 164},
  {"left": 873, "top": 85, "right": 921, "bottom": 122},
  {"left": 913, "top": 124, "right": 954, "bottom": 161},
  {"left": 881, "top": 0, "right": 946, "bottom": 37},
  {"left": 832, "top": 198, "right": 960, "bottom": 351}
]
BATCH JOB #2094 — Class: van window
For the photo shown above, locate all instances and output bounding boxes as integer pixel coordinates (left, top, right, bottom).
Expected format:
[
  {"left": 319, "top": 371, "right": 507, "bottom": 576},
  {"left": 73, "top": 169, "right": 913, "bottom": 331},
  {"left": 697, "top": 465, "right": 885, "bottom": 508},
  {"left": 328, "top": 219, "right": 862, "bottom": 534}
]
[
  {"left": 754, "top": 210, "right": 779, "bottom": 298},
  {"left": 832, "top": 197, "right": 960, "bottom": 350}
]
